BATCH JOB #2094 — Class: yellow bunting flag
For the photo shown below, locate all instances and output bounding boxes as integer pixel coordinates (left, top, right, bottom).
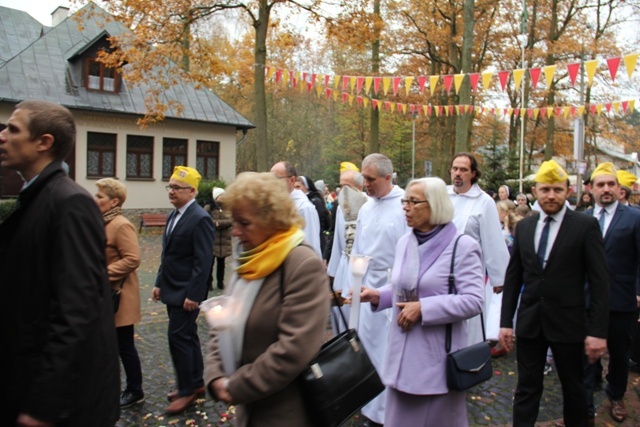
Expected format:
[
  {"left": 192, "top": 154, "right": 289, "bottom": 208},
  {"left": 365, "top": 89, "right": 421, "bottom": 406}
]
[
  {"left": 454, "top": 74, "right": 465, "bottom": 94},
  {"left": 316, "top": 84, "right": 322, "bottom": 97},
  {"left": 578, "top": 106, "right": 585, "bottom": 116},
  {"left": 365, "top": 77, "right": 373, "bottom": 94},
  {"left": 585, "top": 60, "right": 598, "bottom": 86},
  {"left": 597, "top": 104, "right": 603, "bottom": 115},
  {"left": 429, "top": 76, "right": 439, "bottom": 95},
  {"left": 283, "top": 70, "right": 290, "bottom": 86},
  {"left": 563, "top": 107, "right": 570, "bottom": 119},
  {"left": 382, "top": 77, "right": 392, "bottom": 95},
  {"left": 613, "top": 101, "right": 620, "bottom": 113},
  {"left": 267, "top": 67, "right": 276, "bottom": 81},
  {"left": 401, "top": 103, "right": 407, "bottom": 114},
  {"left": 630, "top": 100, "right": 636, "bottom": 112},
  {"left": 624, "top": 53, "right": 638, "bottom": 79},
  {"left": 534, "top": 108, "right": 540, "bottom": 119},
  {"left": 348, "top": 94, "right": 354, "bottom": 105},
  {"left": 350, "top": 76, "right": 357, "bottom": 93},
  {"left": 546, "top": 107, "right": 554, "bottom": 118},
  {"left": 333, "top": 75, "right": 340, "bottom": 89},
  {"left": 513, "top": 69, "right": 525, "bottom": 91},
  {"left": 520, "top": 108, "right": 526, "bottom": 117},
  {"left": 405, "top": 77, "right": 414, "bottom": 96},
  {"left": 543, "top": 65, "right": 556, "bottom": 87},
  {"left": 482, "top": 71, "right": 493, "bottom": 90},
  {"left": 363, "top": 97, "right": 370, "bottom": 108}
]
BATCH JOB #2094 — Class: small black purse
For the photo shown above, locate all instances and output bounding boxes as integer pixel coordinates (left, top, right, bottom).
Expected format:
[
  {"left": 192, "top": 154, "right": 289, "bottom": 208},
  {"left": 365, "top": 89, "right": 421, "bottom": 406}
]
[
  {"left": 111, "top": 278, "right": 125, "bottom": 313},
  {"left": 445, "top": 236, "right": 493, "bottom": 391},
  {"left": 297, "top": 281, "right": 384, "bottom": 427}
]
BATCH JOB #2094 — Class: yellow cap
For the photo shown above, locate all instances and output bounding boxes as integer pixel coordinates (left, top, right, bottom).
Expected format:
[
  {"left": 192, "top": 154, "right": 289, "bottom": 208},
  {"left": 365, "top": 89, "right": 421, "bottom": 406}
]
[
  {"left": 590, "top": 162, "right": 617, "bottom": 182},
  {"left": 170, "top": 166, "right": 201, "bottom": 189},
  {"left": 534, "top": 160, "right": 569, "bottom": 184},
  {"left": 340, "top": 162, "right": 360, "bottom": 173},
  {"left": 616, "top": 169, "right": 637, "bottom": 188}
]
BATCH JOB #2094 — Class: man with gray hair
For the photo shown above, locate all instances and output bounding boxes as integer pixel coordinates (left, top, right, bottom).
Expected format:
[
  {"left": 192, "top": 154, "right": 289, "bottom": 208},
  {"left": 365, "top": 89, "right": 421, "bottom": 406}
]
[
  {"left": 351, "top": 153, "right": 408, "bottom": 427},
  {"left": 271, "top": 161, "right": 322, "bottom": 257}
]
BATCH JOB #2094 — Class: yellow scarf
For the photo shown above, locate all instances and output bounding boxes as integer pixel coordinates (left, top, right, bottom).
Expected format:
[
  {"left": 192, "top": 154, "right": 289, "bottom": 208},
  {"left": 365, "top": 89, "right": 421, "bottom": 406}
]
[{"left": 235, "top": 226, "right": 305, "bottom": 280}]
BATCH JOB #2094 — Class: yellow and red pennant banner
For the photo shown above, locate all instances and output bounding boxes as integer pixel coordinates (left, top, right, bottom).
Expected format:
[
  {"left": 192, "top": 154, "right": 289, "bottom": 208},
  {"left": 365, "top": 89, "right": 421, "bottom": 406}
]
[{"left": 265, "top": 52, "right": 639, "bottom": 97}]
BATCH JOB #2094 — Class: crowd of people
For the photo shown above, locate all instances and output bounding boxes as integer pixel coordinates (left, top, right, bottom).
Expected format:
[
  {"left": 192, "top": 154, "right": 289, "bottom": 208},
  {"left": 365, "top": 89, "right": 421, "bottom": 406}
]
[{"left": 3, "top": 99, "right": 640, "bottom": 427}]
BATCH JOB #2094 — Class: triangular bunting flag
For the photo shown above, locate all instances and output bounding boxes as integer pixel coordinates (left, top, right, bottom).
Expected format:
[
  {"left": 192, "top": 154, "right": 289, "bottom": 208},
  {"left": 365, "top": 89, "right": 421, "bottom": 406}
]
[
  {"left": 534, "top": 108, "right": 539, "bottom": 119},
  {"left": 384, "top": 101, "right": 390, "bottom": 111},
  {"left": 333, "top": 75, "right": 340, "bottom": 89},
  {"left": 543, "top": 65, "right": 556, "bottom": 87},
  {"left": 513, "top": 108, "right": 520, "bottom": 117},
  {"left": 333, "top": 90, "right": 339, "bottom": 101},
  {"left": 383, "top": 77, "right": 392, "bottom": 95},
  {"left": 455, "top": 105, "right": 461, "bottom": 115},
  {"left": 498, "top": 71, "right": 510, "bottom": 91},
  {"left": 342, "top": 92, "right": 348, "bottom": 102},
  {"left": 404, "top": 77, "right": 414, "bottom": 96},
  {"left": 546, "top": 107, "right": 553, "bottom": 118},
  {"left": 606, "top": 57, "right": 620, "bottom": 82},
  {"left": 357, "top": 96, "right": 363, "bottom": 106},
  {"left": 324, "top": 74, "right": 331, "bottom": 88},
  {"left": 630, "top": 100, "right": 636, "bottom": 112},
  {"left": 356, "top": 77, "right": 365, "bottom": 94},
  {"left": 389, "top": 102, "right": 395, "bottom": 112},
  {"left": 429, "top": 76, "right": 439, "bottom": 95},
  {"left": 418, "top": 76, "right": 427, "bottom": 93},
  {"left": 624, "top": 53, "right": 638, "bottom": 79},
  {"left": 310, "top": 73, "right": 317, "bottom": 85},
  {"left": 567, "top": 63, "right": 580, "bottom": 86},
  {"left": 275, "top": 68, "right": 283, "bottom": 83},
  {"left": 513, "top": 69, "right": 525, "bottom": 91},
  {"left": 605, "top": 103, "right": 612, "bottom": 113},
  {"left": 622, "top": 100, "right": 629, "bottom": 112},
  {"left": 392, "top": 77, "right": 402, "bottom": 96},
  {"left": 578, "top": 106, "right": 585, "bottom": 116},
  {"left": 350, "top": 76, "right": 357, "bottom": 93},
  {"left": 529, "top": 68, "right": 541, "bottom": 90},
  {"left": 469, "top": 73, "right": 480, "bottom": 91},
  {"left": 372, "top": 99, "right": 379, "bottom": 110},
  {"left": 363, "top": 97, "right": 370, "bottom": 108},
  {"left": 374, "top": 77, "right": 382, "bottom": 94},
  {"left": 365, "top": 77, "right": 373, "bottom": 94},
  {"left": 348, "top": 94, "right": 354, "bottom": 106},
  {"left": 454, "top": 74, "right": 465, "bottom": 94},
  {"left": 342, "top": 76, "right": 349, "bottom": 91},
  {"left": 443, "top": 75, "right": 454, "bottom": 94},
  {"left": 590, "top": 104, "right": 597, "bottom": 115},
  {"left": 482, "top": 71, "right": 493, "bottom": 90},
  {"left": 315, "top": 83, "right": 322, "bottom": 96},
  {"left": 597, "top": 104, "right": 603, "bottom": 115},
  {"left": 613, "top": 101, "right": 620, "bottom": 113},
  {"left": 325, "top": 88, "right": 332, "bottom": 99},
  {"left": 585, "top": 60, "right": 598, "bottom": 86}
]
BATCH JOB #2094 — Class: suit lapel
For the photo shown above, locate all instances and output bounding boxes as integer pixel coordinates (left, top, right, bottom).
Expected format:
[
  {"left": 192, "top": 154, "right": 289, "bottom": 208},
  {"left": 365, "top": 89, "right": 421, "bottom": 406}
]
[
  {"left": 604, "top": 204, "right": 625, "bottom": 244},
  {"left": 522, "top": 214, "right": 540, "bottom": 270},
  {"left": 545, "top": 209, "right": 574, "bottom": 269}
]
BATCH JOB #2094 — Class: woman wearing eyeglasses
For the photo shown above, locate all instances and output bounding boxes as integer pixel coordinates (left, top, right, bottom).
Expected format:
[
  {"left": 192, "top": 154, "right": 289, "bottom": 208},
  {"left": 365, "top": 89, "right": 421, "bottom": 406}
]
[{"left": 361, "top": 177, "right": 484, "bottom": 427}]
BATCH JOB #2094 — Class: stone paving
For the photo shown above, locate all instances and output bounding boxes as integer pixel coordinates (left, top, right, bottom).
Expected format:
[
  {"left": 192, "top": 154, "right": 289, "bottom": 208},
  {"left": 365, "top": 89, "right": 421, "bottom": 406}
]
[{"left": 117, "top": 233, "right": 640, "bottom": 426}]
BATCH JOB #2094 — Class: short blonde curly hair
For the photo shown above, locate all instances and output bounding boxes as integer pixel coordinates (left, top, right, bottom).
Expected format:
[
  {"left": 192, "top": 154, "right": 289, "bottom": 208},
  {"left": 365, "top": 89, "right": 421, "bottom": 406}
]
[
  {"left": 223, "top": 172, "right": 303, "bottom": 230},
  {"left": 95, "top": 178, "right": 127, "bottom": 206}
]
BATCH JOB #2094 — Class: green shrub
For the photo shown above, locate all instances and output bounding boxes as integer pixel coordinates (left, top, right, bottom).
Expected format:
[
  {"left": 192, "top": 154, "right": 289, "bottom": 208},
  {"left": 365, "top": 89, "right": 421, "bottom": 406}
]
[
  {"left": 197, "top": 179, "right": 226, "bottom": 206},
  {"left": 0, "top": 199, "right": 17, "bottom": 223}
]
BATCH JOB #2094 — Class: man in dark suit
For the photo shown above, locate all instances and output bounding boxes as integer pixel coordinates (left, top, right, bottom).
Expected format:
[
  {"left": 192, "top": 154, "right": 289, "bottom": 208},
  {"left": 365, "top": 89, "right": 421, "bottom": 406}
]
[
  {"left": 152, "top": 166, "right": 215, "bottom": 414},
  {"left": 0, "top": 100, "right": 119, "bottom": 426},
  {"left": 583, "top": 162, "right": 640, "bottom": 423},
  {"left": 500, "top": 160, "right": 609, "bottom": 427}
]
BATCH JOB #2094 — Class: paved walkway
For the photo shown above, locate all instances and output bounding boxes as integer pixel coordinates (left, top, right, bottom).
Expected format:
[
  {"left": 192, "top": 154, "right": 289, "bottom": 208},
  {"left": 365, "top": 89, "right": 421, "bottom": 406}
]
[{"left": 117, "top": 233, "right": 640, "bottom": 426}]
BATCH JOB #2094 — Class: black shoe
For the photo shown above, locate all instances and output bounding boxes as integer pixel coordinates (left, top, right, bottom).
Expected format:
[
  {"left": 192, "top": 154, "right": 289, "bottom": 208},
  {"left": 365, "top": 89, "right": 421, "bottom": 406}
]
[
  {"left": 217, "top": 282, "right": 224, "bottom": 290},
  {"left": 120, "top": 389, "right": 144, "bottom": 408}
]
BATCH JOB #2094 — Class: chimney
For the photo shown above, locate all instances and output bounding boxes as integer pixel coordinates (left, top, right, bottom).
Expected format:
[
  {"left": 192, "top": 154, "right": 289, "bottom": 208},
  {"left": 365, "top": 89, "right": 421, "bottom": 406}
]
[{"left": 51, "top": 6, "right": 69, "bottom": 27}]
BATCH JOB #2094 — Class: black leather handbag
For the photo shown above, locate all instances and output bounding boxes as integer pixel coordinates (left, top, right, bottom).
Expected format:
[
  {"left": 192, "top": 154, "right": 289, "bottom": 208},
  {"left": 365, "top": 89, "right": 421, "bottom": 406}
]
[
  {"left": 298, "top": 284, "right": 384, "bottom": 427},
  {"left": 111, "top": 278, "right": 125, "bottom": 313},
  {"left": 445, "top": 236, "right": 493, "bottom": 391}
]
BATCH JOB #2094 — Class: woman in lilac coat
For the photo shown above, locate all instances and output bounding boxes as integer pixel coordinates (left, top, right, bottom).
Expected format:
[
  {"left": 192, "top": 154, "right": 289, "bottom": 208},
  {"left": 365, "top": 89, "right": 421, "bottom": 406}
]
[{"left": 361, "top": 177, "right": 484, "bottom": 427}]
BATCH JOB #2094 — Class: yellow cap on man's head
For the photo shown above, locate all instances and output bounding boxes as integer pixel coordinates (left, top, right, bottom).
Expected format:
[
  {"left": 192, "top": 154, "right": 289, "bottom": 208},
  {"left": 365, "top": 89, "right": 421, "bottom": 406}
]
[
  {"left": 616, "top": 169, "right": 637, "bottom": 188},
  {"left": 170, "top": 166, "right": 201, "bottom": 189},
  {"left": 340, "top": 162, "right": 360, "bottom": 173},
  {"left": 534, "top": 160, "right": 569, "bottom": 184},
  {"left": 590, "top": 162, "right": 617, "bottom": 182}
]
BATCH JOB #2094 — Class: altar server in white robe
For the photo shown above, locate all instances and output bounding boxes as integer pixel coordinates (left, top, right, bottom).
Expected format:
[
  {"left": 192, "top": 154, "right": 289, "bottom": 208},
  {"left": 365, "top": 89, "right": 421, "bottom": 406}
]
[
  {"left": 447, "top": 153, "right": 509, "bottom": 346},
  {"left": 271, "top": 161, "right": 322, "bottom": 257},
  {"left": 350, "top": 153, "right": 408, "bottom": 426},
  {"left": 327, "top": 167, "right": 368, "bottom": 334}
]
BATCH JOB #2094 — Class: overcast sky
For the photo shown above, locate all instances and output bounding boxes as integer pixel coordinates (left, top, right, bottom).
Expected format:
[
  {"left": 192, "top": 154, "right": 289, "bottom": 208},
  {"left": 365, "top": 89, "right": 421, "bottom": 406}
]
[{"left": 0, "top": 0, "right": 72, "bottom": 26}]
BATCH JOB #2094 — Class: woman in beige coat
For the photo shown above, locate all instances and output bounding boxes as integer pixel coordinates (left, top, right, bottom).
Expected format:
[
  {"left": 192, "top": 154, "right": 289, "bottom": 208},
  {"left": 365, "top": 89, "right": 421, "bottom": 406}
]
[
  {"left": 204, "top": 172, "right": 329, "bottom": 427},
  {"left": 94, "top": 178, "right": 144, "bottom": 408}
]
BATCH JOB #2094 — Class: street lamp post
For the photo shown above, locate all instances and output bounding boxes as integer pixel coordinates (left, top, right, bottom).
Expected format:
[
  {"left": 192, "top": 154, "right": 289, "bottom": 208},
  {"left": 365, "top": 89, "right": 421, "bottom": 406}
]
[
  {"left": 574, "top": 33, "right": 588, "bottom": 202},
  {"left": 517, "top": 0, "right": 527, "bottom": 194},
  {"left": 411, "top": 112, "right": 417, "bottom": 179}
]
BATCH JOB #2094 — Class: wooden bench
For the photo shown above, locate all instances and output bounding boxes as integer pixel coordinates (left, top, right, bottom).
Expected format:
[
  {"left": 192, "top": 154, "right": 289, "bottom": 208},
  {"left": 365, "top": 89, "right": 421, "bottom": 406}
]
[{"left": 139, "top": 213, "right": 168, "bottom": 232}]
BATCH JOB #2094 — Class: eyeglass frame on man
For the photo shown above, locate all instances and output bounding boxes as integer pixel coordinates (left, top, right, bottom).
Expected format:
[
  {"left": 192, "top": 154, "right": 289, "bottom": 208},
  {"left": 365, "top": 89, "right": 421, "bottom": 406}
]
[
  {"left": 165, "top": 184, "right": 191, "bottom": 192},
  {"left": 401, "top": 199, "right": 429, "bottom": 207}
]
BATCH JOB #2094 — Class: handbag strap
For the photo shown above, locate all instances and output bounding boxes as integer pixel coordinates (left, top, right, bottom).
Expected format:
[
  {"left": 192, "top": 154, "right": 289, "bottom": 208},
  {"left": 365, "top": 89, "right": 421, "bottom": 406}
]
[{"left": 445, "top": 235, "right": 486, "bottom": 353}]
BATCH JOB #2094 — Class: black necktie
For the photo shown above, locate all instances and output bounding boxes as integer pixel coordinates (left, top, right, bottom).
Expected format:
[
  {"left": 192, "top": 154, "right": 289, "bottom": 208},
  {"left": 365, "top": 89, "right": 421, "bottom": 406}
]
[
  {"left": 166, "top": 210, "right": 179, "bottom": 236},
  {"left": 537, "top": 216, "right": 552, "bottom": 268}
]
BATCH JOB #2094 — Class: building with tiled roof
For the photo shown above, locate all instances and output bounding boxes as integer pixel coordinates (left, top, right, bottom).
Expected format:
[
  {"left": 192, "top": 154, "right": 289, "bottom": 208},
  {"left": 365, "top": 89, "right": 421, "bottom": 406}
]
[{"left": 0, "top": 2, "right": 253, "bottom": 208}]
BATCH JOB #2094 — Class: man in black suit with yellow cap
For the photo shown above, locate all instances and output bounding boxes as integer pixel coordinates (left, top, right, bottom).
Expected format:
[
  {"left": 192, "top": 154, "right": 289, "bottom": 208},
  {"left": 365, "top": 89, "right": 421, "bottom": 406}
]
[
  {"left": 583, "top": 162, "right": 640, "bottom": 424},
  {"left": 500, "top": 160, "right": 609, "bottom": 427},
  {"left": 153, "top": 166, "right": 215, "bottom": 414}
]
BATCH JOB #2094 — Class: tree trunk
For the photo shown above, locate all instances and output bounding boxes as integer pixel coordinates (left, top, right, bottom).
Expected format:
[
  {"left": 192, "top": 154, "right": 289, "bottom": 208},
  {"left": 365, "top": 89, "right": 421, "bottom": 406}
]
[
  {"left": 254, "top": 0, "right": 270, "bottom": 171},
  {"left": 370, "top": 0, "right": 381, "bottom": 155},
  {"left": 455, "top": 0, "right": 475, "bottom": 153}
]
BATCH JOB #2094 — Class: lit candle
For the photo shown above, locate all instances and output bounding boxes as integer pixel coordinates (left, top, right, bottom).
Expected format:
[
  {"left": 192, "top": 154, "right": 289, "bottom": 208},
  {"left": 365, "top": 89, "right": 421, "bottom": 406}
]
[
  {"left": 348, "top": 254, "right": 372, "bottom": 330},
  {"left": 200, "top": 295, "right": 236, "bottom": 375}
]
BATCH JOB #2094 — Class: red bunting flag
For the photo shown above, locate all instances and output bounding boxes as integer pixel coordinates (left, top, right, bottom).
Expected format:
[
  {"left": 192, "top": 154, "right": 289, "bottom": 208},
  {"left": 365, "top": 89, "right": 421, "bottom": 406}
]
[
  {"left": 567, "top": 63, "right": 580, "bottom": 86},
  {"left": 447, "top": 105, "right": 454, "bottom": 115},
  {"left": 528, "top": 108, "right": 534, "bottom": 118},
  {"left": 324, "top": 75, "right": 331, "bottom": 87},
  {"left": 469, "top": 73, "right": 480, "bottom": 91},
  {"left": 310, "top": 74, "right": 317, "bottom": 85},
  {"left": 384, "top": 101, "right": 391, "bottom": 111},
  {"left": 374, "top": 77, "right": 382, "bottom": 94},
  {"left": 555, "top": 107, "right": 562, "bottom": 117},
  {"left": 437, "top": 106, "right": 444, "bottom": 116},
  {"left": 410, "top": 104, "right": 416, "bottom": 115},
  {"left": 275, "top": 69, "right": 283, "bottom": 83},
  {"left": 529, "top": 68, "right": 541, "bottom": 90},
  {"left": 357, "top": 77, "right": 365, "bottom": 94},
  {"left": 514, "top": 109, "right": 520, "bottom": 117},
  {"left": 418, "top": 76, "right": 427, "bottom": 93},
  {"left": 396, "top": 103, "right": 403, "bottom": 112},
  {"left": 342, "top": 76, "right": 349, "bottom": 91},
  {"left": 498, "top": 71, "right": 510, "bottom": 91},
  {"left": 622, "top": 100, "right": 629, "bottom": 112},
  {"left": 443, "top": 75, "right": 454, "bottom": 94},
  {"left": 427, "top": 105, "right": 433, "bottom": 116},
  {"left": 605, "top": 103, "right": 612, "bottom": 113},
  {"left": 570, "top": 106, "right": 577, "bottom": 117},
  {"left": 292, "top": 77, "right": 298, "bottom": 89},
  {"left": 342, "top": 92, "right": 348, "bottom": 102},
  {"left": 607, "top": 57, "right": 621, "bottom": 82},
  {"left": 392, "top": 77, "right": 402, "bottom": 96},
  {"left": 357, "top": 96, "right": 363, "bottom": 106},
  {"left": 469, "top": 105, "right": 474, "bottom": 113},
  {"left": 325, "top": 88, "right": 332, "bottom": 99},
  {"left": 302, "top": 72, "right": 308, "bottom": 83},
  {"left": 372, "top": 99, "right": 379, "bottom": 110},
  {"left": 590, "top": 104, "right": 597, "bottom": 115}
]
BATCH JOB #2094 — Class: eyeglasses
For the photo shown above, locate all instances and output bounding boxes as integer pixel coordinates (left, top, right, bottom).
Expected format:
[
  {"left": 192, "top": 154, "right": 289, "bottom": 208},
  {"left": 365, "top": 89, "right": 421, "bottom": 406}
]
[
  {"left": 276, "top": 175, "right": 292, "bottom": 180},
  {"left": 165, "top": 185, "right": 191, "bottom": 191},
  {"left": 401, "top": 199, "right": 429, "bottom": 207}
]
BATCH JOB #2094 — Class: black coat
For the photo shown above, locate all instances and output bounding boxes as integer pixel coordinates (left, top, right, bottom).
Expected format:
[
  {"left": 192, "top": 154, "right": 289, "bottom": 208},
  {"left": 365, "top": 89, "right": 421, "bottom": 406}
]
[
  {"left": 0, "top": 161, "right": 120, "bottom": 426},
  {"left": 501, "top": 209, "right": 609, "bottom": 342}
]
